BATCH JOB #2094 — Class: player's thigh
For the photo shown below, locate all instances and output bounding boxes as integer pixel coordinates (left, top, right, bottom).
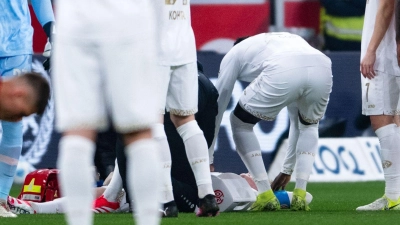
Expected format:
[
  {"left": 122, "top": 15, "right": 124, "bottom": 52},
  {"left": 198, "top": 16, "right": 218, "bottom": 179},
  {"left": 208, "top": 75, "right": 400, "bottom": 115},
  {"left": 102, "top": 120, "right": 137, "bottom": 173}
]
[
  {"left": 157, "top": 65, "right": 172, "bottom": 114},
  {"left": 361, "top": 72, "right": 400, "bottom": 116},
  {"left": 0, "top": 55, "right": 32, "bottom": 77},
  {"left": 239, "top": 70, "right": 303, "bottom": 121},
  {"left": 53, "top": 38, "right": 107, "bottom": 132},
  {"left": 101, "top": 38, "right": 159, "bottom": 133},
  {"left": 297, "top": 66, "right": 333, "bottom": 123},
  {"left": 166, "top": 62, "right": 198, "bottom": 116}
]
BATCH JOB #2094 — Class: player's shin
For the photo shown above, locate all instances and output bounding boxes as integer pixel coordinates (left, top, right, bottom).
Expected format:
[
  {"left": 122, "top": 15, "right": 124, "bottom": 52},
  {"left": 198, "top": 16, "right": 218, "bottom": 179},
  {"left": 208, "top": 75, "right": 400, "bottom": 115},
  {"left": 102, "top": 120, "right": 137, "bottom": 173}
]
[
  {"left": 152, "top": 123, "right": 175, "bottom": 204},
  {"left": 376, "top": 124, "right": 400, "bottom": 201},
  {"left": 230, "top": 113, "right": 271, "bottom": 193},
  {"left": 177, "top": 121, "right": 214, "bottom": 198},
  {"left": 0, "top": 121, "right": 22, "bottom": 201},
  {"left": 125, "top": 139, "right": 161, "bottom": 225},
  {"left": 57, "top": 136, "right": 95, "bottom": 225},
  {"left": 294, "top": 122, "right": 318, "bottom": 190}
]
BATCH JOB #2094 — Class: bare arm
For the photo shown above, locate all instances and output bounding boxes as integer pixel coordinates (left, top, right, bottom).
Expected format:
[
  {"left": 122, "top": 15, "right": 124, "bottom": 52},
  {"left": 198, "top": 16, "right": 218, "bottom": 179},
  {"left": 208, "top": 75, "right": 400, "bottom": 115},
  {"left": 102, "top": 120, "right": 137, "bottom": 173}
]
[
  {"left": 361, "top": 0, "right": 395, "bottom": 79},
  {"left": 208, "top": 51, "right": 241, "bottom": 165}
]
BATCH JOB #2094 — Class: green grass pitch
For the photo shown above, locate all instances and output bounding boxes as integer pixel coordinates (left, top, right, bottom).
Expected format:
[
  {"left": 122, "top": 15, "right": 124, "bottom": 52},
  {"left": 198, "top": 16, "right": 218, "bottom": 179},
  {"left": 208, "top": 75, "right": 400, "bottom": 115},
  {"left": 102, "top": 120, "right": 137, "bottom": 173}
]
[{"left": 4, "top": 181, "right": 400, "bottom": 225}]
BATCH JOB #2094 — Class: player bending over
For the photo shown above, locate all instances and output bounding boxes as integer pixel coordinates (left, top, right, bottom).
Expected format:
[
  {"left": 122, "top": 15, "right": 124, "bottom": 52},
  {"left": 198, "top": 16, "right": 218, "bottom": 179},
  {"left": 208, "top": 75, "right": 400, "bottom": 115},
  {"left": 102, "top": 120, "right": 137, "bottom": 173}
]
[{"left": 210, "top": 32, "right": 332, "bottom": 211}]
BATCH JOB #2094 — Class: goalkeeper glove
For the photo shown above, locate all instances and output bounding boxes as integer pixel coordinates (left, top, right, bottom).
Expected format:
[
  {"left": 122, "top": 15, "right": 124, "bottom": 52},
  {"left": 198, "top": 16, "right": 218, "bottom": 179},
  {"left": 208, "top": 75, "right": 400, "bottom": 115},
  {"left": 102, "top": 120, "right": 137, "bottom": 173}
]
[{"left": 42, "top": 39, "right": 52, "bottom": 71}]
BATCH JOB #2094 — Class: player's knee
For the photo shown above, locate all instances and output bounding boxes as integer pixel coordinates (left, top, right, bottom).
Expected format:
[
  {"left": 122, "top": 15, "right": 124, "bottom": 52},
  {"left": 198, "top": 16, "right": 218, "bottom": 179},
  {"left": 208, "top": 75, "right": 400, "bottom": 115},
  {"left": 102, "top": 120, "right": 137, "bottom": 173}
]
[
  {"left": 298, "top": 112, "right": 317, "bottom": 126},
  {"left": 232, "top": 103, "right": 260, "bottom": 125},
  {"left": 170, "top": 114, "right": 194, "bottom": 128},
  {"left": 369, "top": 115, "right": 394, "bottom": 131},
  {"left": 176, "top": 120, "right": 203, "bottom": 142}
]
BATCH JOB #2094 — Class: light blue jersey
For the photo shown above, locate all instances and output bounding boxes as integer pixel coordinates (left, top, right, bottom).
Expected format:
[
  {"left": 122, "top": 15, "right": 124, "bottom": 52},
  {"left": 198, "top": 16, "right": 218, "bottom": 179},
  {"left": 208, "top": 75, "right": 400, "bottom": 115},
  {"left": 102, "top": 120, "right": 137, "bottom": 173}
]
[
  {"left": 0, "top": 0, "right": 53, "bottom": 203},
  {"left": 0, "top": 0, "right": 54, "bottom": 57}
]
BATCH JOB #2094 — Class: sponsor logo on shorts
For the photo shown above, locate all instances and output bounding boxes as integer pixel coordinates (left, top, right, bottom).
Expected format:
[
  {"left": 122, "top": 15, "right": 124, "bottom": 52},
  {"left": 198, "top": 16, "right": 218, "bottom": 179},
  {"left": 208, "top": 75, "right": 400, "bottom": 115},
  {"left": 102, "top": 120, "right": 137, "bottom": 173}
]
[
  {"left": 214, "top": 190, "right": 224, "bottom": 204},
  {"left": 368, "top": 105, "right": 375, "bottom": 108},
  {"left": 382, "top": 160, "right": 392, "bottom": 169}
]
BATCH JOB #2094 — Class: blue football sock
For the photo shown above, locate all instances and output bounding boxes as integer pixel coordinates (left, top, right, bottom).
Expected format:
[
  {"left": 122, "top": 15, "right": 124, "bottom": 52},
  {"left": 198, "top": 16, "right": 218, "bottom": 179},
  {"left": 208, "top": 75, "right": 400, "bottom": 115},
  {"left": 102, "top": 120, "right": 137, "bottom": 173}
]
[{"left": 0, "top": 121, "right": 22, "bottom": 200}]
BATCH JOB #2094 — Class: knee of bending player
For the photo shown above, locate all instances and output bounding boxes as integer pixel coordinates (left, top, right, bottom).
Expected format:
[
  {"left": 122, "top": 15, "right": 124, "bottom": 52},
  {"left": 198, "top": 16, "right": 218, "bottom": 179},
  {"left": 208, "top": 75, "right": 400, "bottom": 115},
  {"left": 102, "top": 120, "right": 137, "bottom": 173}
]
[
  {"left": 298, "top": 121, "right": 319, "bottom": 130},
  {"left": 230, "top": 111, "right": 256, "bottom": 133},
  {"left": 232, "top": 103, "right": 261, "bottom": 125},
  {"left": 298, "top": 112, "right": 320, "bottom": 126},
  {"left": 170, "top": 114, "right": 195, "bottom": 128}
]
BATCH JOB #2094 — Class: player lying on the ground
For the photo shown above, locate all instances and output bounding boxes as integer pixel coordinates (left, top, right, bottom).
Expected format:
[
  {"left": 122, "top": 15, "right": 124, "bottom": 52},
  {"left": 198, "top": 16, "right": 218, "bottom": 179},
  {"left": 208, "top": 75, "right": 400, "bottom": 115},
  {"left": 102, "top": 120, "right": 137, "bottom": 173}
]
[
  {"left": 7, "top": 169, "right": 312, "bottom": 214},
  {"left": 7, "top": 167, "right": 128, "bottom": 214}
]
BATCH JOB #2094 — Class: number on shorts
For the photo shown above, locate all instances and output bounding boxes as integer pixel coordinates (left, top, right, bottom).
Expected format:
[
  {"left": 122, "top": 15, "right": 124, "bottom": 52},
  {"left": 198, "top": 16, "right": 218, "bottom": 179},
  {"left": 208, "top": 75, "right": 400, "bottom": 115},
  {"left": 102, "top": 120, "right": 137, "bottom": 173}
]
[{"left": 365, "top": 83, "right": 370, "bottom": 102}]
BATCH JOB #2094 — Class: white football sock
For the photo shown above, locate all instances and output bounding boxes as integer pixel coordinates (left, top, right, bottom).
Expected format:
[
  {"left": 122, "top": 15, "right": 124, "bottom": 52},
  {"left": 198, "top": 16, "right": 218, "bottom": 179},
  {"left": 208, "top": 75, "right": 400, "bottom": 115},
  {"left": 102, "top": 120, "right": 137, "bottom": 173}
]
[
  {"left": 230, "top": 113, "right": 270, "bottom": 194},
  {"left": 57, "top": 135, "right": 95, "bottom": 225},
  {"left": 177, "top": 120, "right": 213, "bottom": 198},
  {"left": 281, "top": 104, "right": 300, "bottom": 175},
  {"left": 295, "top": 122, "right": 319, "bottom": 190},
  {"left": 376, "top": 124, "right": 400, "bottom": 200},
  {"left": 295, "top": 179, "right": 307, "bottom": 190},
  {"left": 103, "top": 161, "right": 122, "bottom": 202},
  {"left": 31, "top": 198, "right": 65, "bottom": 214},
  {"left": 152, "top": 123, "right": 174, "bottom": 203},
  {"left": 125, "top": 139, "right": 161, "bottom": 225}
]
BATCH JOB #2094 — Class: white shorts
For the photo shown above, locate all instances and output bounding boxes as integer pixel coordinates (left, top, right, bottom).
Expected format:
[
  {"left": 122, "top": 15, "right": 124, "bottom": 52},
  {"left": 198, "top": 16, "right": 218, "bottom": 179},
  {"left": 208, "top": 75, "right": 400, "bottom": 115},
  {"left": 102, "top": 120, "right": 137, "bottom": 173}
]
[
  {"left": 53, "top": 36, "right": 159, "bottom": 133},
  {"left": 158, "top": 62, "right": 198, "bottom": 116},
  {"left": 239, "top": 66, "right": 332, "bottom": 123},
  {"left": 361, "top": 72, "right": 400, "bottom": 115}
]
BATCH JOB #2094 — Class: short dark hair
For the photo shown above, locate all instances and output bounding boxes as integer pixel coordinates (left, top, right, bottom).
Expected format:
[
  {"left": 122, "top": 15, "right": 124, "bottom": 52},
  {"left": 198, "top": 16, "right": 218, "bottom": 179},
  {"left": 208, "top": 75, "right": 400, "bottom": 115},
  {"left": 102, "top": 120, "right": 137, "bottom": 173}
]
[
  {"left": 233, "top": 36, "right": 250, "bottom": 46},
  {"left": 19, "top": 72, "right": 50, "bottom": 115}
]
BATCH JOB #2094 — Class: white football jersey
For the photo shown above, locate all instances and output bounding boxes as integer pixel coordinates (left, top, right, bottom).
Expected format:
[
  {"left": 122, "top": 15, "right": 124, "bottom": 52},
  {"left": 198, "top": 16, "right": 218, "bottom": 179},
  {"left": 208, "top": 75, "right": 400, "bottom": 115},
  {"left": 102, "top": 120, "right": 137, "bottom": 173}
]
[
  {"left": 361, "top": 0, "right": 400, "bottom": 76},
  {"left": 56, "top": 0, "right": 156, "bottom": 40},
  {"left": 156, "top": 0, "right": 197, "bottom": 66}
]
